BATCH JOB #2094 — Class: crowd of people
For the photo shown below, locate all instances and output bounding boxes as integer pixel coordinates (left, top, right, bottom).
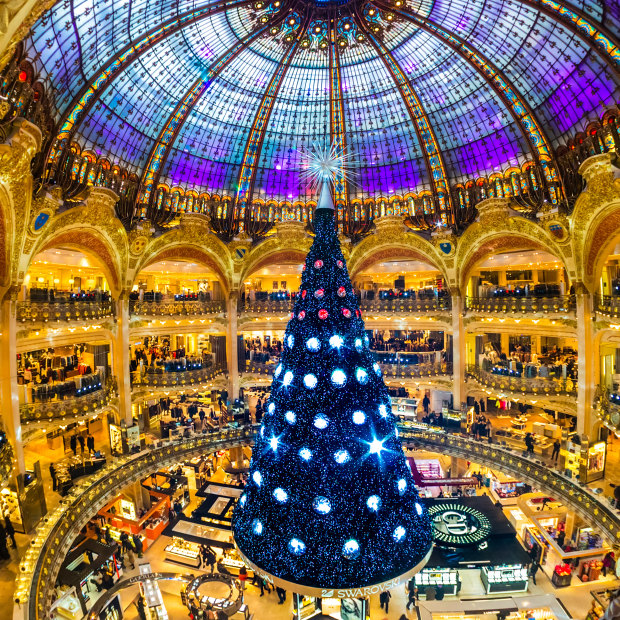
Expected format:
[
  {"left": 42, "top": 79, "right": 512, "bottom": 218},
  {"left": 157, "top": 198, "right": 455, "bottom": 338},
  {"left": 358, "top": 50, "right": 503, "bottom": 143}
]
[
  {"left": 370, "top": 331, "right": 444, "bottom": 353},
  {"left": 244, "top": 336, "right": 283, "bottom": 365}
]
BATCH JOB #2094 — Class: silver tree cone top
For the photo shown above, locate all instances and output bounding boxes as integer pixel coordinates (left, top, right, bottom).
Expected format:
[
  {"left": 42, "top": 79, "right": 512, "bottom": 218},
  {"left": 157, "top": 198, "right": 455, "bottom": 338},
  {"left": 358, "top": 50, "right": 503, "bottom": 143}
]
[{"left": 317, "top": 180, "right": 335, "bottom": 211}]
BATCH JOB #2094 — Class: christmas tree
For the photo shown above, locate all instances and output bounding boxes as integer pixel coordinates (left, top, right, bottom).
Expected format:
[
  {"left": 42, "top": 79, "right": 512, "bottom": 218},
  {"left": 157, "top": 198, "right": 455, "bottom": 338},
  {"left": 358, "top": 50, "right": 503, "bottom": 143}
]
[{"left": 232, "top": 172, "right": 432, "bottom": 590}]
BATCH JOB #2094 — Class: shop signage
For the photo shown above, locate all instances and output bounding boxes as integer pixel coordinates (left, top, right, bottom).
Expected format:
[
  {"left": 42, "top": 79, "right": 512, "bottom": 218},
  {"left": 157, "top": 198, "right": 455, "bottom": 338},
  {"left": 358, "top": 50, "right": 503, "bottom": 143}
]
[{"left": 428, "top": 503, "right": 491, "bottom": 546}]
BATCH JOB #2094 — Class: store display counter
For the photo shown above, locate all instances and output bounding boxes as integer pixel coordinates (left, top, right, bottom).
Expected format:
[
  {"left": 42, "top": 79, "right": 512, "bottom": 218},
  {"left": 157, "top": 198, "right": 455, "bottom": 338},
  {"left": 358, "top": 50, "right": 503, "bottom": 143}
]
[
  {"left": 218, "top": 556, "right": 254, "bottom": 578},
  {"left": 481, "top": 564, "right": 528, "bottom": 593},
  {"left": 53, "top": 590, "right": 82, "bottom": 620},
  {"left": 415, "top": 567, "right": 459, "bottom": 596},
  {"left": 144, "top": 516, "right": 168, "bottom": 540},
  {"left": 164, "top": 537, "right": 201, "bottom": 567}
]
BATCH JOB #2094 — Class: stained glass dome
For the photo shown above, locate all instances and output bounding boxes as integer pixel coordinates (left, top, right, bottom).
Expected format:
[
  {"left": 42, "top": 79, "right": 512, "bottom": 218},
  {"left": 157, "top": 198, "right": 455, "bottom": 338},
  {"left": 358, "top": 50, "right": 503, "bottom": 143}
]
[{"left": 20, "top": 0, "right": 620, "bottom": 221}]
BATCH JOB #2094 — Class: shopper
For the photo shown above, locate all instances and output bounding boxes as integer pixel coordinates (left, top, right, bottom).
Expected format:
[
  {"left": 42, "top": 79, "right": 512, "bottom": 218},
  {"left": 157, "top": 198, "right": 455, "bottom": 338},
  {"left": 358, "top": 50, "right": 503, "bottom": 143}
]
[
  {"left": 4, "top": 516, "right": 15, "bottom": 548},
  {"left": 49, "top": 463, "right": 57, "bottom": 492},
  {"left": 132, "top": 533, "right": 144, "bottom": 557},
  {"left": 603, "top": 551, "right": 616, "bottom": 577},
  {"left": 425, "top": 585, "right": 437, "bottom": 600},
  {"left": 70, "top": 434, "right": 77, "bottom": 455},
  {"left": 406, "top": 580, "right": 419, "bottom": 610},
  {"left": 239, "top": 565, "right": 248, "bottom": 590},
  {"left": 556, "top": 530, "right": 565, "bottom": 548},
  {"left": 529, "top": 560, "right": 541, "bottom": 585},
  {"left": 91, "top": 570, "right": 103, "bottom": 592},
  {"left": 435, "top": 584, "right": 445, "bottom": 601},
  {"left": 207, "top": 547, "right": 217, "bottom": 573},
  {"left": 135, "top": 597, "right": 147, "bottom": 620},
  {"left": 551, "top": 439, "right": 561, "bottom": 462},
  {"left": 525, "top": 432, "right": 535, "bottom": 455},
  {"left": 379, "top": 590, "right": 391, "bottom": 612},
  {"left": 104, "top": 527, "right": 113, "bottom": 546},
  {"left": 276, "top": 586, "right": 286, "bottom": 604},
  {"left": 422, "top": 394, "right": 430, "bottom": 415},
  {"left": 77, "top": 434, "right": 85, "bottom": 454},
  {"left": 602, "top": 588, "right": 620, "bottom": 620},
  {"left": 123, "top": 537, "right": 136, "bottom": 569},
  {"left": 87, "top": 433, "right": 95, "bottom": 455}
]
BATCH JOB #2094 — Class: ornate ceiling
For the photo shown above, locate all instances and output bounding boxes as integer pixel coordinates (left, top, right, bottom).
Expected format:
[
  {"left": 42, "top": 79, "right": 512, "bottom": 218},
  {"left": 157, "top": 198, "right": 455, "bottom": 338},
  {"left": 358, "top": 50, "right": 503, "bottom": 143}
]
[{"left": 22, "top": 0, "right": 620, "bottom": 209}]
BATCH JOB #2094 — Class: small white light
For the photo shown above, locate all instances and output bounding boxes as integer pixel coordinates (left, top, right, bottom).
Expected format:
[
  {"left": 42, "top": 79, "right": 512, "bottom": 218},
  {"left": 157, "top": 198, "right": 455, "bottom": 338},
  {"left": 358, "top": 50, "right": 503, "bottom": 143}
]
[
  {"left": 364, "top": 336, "right": 369, "bottom": 346},
  {"left": 314, "top": 414, "right": 329, "bottom": 429},
  {"left": 268, "top": 402, "right": 276, "bottom": 414},
  {"left": 299, "top": 447, "right": 313, "bottom": 461},
  {"left": 287, "top": 334, "right": 294, "bottom": 347},
  {"left": 378, "top": 404, "right": 389, "bottom": 418},
  {"left": 313, "top": 496, "right": 332, "bottom": 514},
  {"left": 393, "top": 526, "right": 406, "bottom": 542},
  {"left": 355, "top": 338, "right": 363, "bottom": 351},
  {"left": 356, "top": 367, "right": 368, "bottom": 384},
  {"left": 306, "top": 337, "right": 320, "bottom": 352},
  {"left": 415, "top": 502, "right": 423, "bottom": 516},
  {"left": 352, "top": 410, "right": 366, "bottom": 425},
  {"left": 239, "top": 494, "right": 247, "bottom": 507},
  {"left": 253, "top": 471, "right": 263, "bottom": 486},
  {"left": 334, "top": 449, "right": 350, "bottom": 464},
  {"left": 373, "top": 362, "right": 381, "bottom": 376},
  {"left": 289, "top": 538, "right": 306, "bottom": 555},
  {"left": 274, "top": 364, "right": 282, "bottom": 377},
  {"left": 270, "top": 436, "right": 279, "bottom": 452},
  {"left": 304, "top": 373, "right": 318, "bottom": 389},
  {"left": 285, "top": 411, "right": 296, "bottom": 424},
  {"left": 330, "top": 334, "right": 344, "bottom": 349},
  {"left": 273, "top": 487, "right": 288, "bottom": 503},
  {"left": 253, "top": 519, "right": 263, "bottom": 535},
  {"left": 369, "top": 437, "right": 385, "bottom": 455},
  {"left": 367, "top": 495, "right": 381, "bottom": 512},
  {"left": 398, "top": 478, "right": 407, "bottom": 494},
  {"left": 331, "top": 369, "right": 346, "bottom": 386},
  {"left": 343, "top": 539, "right": 360, "bottom": 559},
  {"left": 283, "top": 371, "right": 294, "bottom": 386}
]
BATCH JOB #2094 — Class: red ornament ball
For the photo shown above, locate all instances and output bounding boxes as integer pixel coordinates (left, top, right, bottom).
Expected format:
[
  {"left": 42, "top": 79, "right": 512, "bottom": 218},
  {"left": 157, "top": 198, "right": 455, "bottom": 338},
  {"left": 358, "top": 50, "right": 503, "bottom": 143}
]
[
  {"left": 302, "top": 264, "right": 306, "bottom": 271},
  {"left": 314, "top": 259, "right": 324, "bottom": 269},
  {"left": 337, "top": 286, "right": 346, "bottom": 298},
  {"left": 337, "top": 260, "right": 344, "bottom": 269},
  {"left": 298, "top": 310, "right": 306, "bottom": 320},
  {"left": 356, "top": 309, "right": 361, "bottom": 317},
  {"left": 342, "top": 308, "right": 352, "bottom": 318},
  {"left": 290, "top": 312, "right": 295, "bottom": 319},
  {"left": 318, "top": 309, "right": 328, "bottom": 320},
  {"left": 301, "top": 290, "right": 307, "bottom": 299},
  {"left": 314, "top": 289, "right": 324, "bottom": 299}
]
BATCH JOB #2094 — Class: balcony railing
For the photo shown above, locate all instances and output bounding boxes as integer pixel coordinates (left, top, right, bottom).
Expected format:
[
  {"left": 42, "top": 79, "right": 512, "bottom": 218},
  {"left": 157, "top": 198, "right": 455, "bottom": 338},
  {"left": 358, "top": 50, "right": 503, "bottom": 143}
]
[
  {"left": 467, "top": 365, "right": 577, "bottom": 397},
  {"left": 17, "top": 301, "right": 114, "bottom": 323},
  {"left": 239, "top": 299, "right": 294, "bottom": 314},
  {"left": 131, "top": 363, "right": 226, "bottom": 389},
  {"left": 466, "top": 295, "right": 575, "bottom": 314},
  {"left": 595, "top": 294, "right": 620, "bottom": 318},
  {"left": 594, "top": 386, "right": 620, "bottom": 431},
  {"left": 129, "top": 299, "right": 225, "bottom": 317},
  {"left": 19, "top": 385, "right": 116, "bottom": 422},
  {"left": 0, "top": 437, "right": 13, "bottom": 488},
  {"left": 360, "top": 296, "right": 451, "bottom": 313}
]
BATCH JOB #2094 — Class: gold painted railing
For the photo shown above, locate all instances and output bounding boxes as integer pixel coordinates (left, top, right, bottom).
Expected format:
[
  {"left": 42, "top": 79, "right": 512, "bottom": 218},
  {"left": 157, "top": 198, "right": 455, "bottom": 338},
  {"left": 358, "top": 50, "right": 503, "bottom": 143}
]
[
  {"left": 360, "top": 296, "right": 451, "bottom": 313},
  {"left": 15, "top": 427, "right": 620, "bottom": 620},
  {"left": 595, "top": 294, "right": 620, "bottom": 319},
  {"left": 19, "top": 385, "right": 116, "bottom": 422},
  {"left": 129, "top": 299, "right": 226, "bottom": 317},
  {"left": 0, "top": 439, "right": 13, "bottom": 488},
  {"left": 131, "top": 364, "right": 225, "bottom": 389},
  {"left": 16, "top": 300, "right": 114, "bottom": 323},
  {"left": 239, "top": 299, "right": 294, "bottom": 314},
  {"left": 467, "top": 365, "right": 577, "bottom": 397},
  {"left": 594, "top": 385, "right": 620, "bottom": 432},
  {"left": 466, "top": 295, "right": 574, "bottom": 314}
]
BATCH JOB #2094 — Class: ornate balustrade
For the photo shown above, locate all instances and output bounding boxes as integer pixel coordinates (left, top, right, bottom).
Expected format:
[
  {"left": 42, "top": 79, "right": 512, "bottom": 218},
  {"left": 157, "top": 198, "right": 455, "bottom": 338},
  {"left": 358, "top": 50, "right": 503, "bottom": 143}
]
[
  {"left": 239, "top": 299, "right": 294, "bottom": 314},
  {"left": 129, "top": 299, "right": 225, "bottom": 317},
  {"left": 360, "top": 296, "right": 451, "bottom": 313},
  {"left": 466, "top": 296, "right": 574, "bottom": 314},
  {"left": 19, "top": 385, "right": 116, "bottom": 422},
  {"left": 131, "top": 364, "right": 225, "bottom": 389},
  {"left": 16, "top": 301, "right": 114, "bottom": 323},
  {"left": 594, "top": 386, "right": 620, "bottom": 432},
  {"left": 467, "top": 365, "right": 577, "bottom": 397},
  {"left": 595, "top": 295, "right": 620, "bottom": 319},
  {"left": 16, "top": 426, "right": 620, "bottom": 619},
  {"left": 0, "top": 438, "right": 14, "bottom": 488}
]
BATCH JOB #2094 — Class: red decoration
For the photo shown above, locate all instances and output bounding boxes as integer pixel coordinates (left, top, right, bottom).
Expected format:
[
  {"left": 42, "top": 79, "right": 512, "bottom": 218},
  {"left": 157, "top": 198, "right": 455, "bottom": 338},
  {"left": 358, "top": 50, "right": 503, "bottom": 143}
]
[
  {"left": 342, "top": 308, "right": 352, "bottom": 318},
  {"left": 318, "top": 309, "right": 328, "bottom": 320},
  {"left": 314, "top": 288, "right": 324, "bottom": 299},
  {"left": 302, "top": 264, "right": 306, "bottom": 271},
  {"left": 337, "top": 286, "right": 346, "bottom": 297},
  {"left": 337, "top": 260, "right": 344, "bottom": 268},
  {"left": 301, "top": 290, "right": 307, "bottom": 299},
  {"left": 290, "top": 312, "right": 295, "bottom": 319},
  {"left": 18, "top": 70, "right": 27, "bottom": 82},
  {"left": 356, "top": 309, "right": 361, "bottom": 317},
  {"left": 314, "top": 259, "right": 324, "bottom": 269},
  {"left": 298, "top": 310, "right": 306, "bottom": 320}
]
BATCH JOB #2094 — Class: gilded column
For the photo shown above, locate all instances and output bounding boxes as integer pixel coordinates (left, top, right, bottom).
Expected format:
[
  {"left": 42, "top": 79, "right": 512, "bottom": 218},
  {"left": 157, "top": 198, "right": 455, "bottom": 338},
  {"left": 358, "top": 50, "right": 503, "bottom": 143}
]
[
  {"left": 451, "top": 292, "right": 466, "bottom": 410},
  {"left": 0, "top": 295, "right": 24, "bottom": 473},
  {"left": 575, "top": 283, "right": 595, "bottom": 436},
  {"left": 227, "top": 290, "right": 239, "bottom": 401},
  {"left": 112, "top": 293, "right": 133, "bottom": 424}
]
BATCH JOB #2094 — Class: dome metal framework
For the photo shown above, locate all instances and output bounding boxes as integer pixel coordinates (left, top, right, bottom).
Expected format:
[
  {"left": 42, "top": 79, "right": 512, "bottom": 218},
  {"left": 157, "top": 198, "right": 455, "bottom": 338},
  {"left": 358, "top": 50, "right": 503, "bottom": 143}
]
[{"left": 3, "top": 0, "right": 620, "bottom": 237}]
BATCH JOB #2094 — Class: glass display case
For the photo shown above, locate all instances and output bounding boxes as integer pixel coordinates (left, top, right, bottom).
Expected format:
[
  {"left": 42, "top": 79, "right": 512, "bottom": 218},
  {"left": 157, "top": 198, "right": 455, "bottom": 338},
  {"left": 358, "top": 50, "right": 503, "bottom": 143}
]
[
  {"left": 415, "top": 567, "right": 459, "bottom": 595},
  {"left": 392, "top": 397, "right": 419, "bottom": 419},
  {"left": 481, "top": 564, "right": 528, "bottom": 593},
  {"left": 294, "top": 594, "right": 323, "bottom": 620},
  {"left": 164, "top": 537, "right": 201, "bottom": 567}
]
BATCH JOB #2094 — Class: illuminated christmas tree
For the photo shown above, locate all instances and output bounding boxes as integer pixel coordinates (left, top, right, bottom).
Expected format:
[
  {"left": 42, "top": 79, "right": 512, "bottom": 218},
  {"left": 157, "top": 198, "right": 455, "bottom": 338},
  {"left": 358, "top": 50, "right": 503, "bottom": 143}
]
[{"left": 232, "top": 146, "right": 432, "bottom": 589}]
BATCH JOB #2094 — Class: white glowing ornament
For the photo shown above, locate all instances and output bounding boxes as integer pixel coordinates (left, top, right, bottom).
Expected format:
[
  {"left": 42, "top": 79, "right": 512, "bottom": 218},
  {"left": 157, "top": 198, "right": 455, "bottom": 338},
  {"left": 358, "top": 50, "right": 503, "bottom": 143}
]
[
  {"left": 314, "top": 414, "right": 329, "bottom": 429},
  {"left": 283, "top": 371, "right": 294, "bottom": 386},
  {"left": 334, "top": 449, "right": 350, "bottom": 464},
  {"left": 352, "top": 410, "right": 366, "bottom": 425},
  {"left": 354, "top": 338, "right": 363, "bottom": 351},
  {"left": 273, "top": 487, "right": 288, "bottom": 503},
  {"left": 274, "top": 364, "right": 282, "bottom": 377},
  {"left": 287, "top": 334, "right": 294, "bottom": 348},
  {"left": 415, "top": 502, "right": 423, "bottom": 516},
  {"left": 299, "top": 447, "right": 313, "bottom": 461},
  {"left": 393, "top": 526, "right": 406, "bottom": 542},
  {"left": 378, "top": 403, "right": 389, "bottom": 418},
  {"left": 267, "top": 402, "right": 276, "bottom": 414},
  {"left": 398, "top": 478, "right": 407, "bottom": 494},
  {"left": 269, "top": 436, "right": 279, "bottom": 452},
  {"left": 239, "top": 494, "right": 247, "bottom": 507},
  {"left": 303, "top": 373, "right": 318, "bottom": 389},
  {"left": 331, "top": 369, "right": 346, "bottom": 386},
  {"left": 306, "top": 337, "right": 320, "bottom": 352},
  {"left": 373, "top": 362, "right": 382, "bottom": 376},
  {"left": 253, "top": 519, "right": 263, "bottom": 535},
  {"left": 329, "top": 334, "right": 344, "bottom": 349},
  {"left": 343, "top": 539, "right": 360, "bottom": 559},
  {"left": 356, "top": 367, "right": 369, "bottom": 384},
  {"left": 289, "top": 538, "right": 306, "bottom": 555},
  {"left": 313, "top": 496, "right": 332, "bottom": 514},
  {"left": 285, "top": 411, "right": 296, "bottom": 424},
  {"left": 253, "top": 471, "right": 263, "bottom": 486},
  {"left": 366, "top": 495, "right": 381, "bottom": 512},
  {"left": 369, "top": 436, "right": 385, "bottom": 455}
]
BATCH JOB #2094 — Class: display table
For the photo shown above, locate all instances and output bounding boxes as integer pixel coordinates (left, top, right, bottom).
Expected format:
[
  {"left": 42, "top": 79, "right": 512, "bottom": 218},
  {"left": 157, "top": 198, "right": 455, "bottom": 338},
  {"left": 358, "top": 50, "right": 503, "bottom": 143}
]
[
  {"left": 54, "top": 590, "right": 82, "bottom": 620},
  {"left": 164, "top": 538, "right": 201, "bottom": 567},
  {"left": 481, "top": 565, "right": 528, "bottom": 593},
  {"left": 144, "top": 516, "right": 168, "bottom": 540},
  {"left": 218, "top": 556, "right": 254, "bottom": 578},
  {"left": 415, "top": 568, "right": 459, "bottom": 595}
]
